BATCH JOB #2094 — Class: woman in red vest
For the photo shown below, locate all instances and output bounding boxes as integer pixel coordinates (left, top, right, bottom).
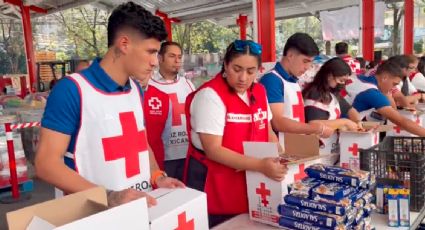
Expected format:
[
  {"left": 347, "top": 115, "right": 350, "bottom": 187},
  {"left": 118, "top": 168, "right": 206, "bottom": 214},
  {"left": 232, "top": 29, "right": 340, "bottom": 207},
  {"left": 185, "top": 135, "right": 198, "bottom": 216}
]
[{"left": 184, "top": 40, "right": 287, "bottom": 227}]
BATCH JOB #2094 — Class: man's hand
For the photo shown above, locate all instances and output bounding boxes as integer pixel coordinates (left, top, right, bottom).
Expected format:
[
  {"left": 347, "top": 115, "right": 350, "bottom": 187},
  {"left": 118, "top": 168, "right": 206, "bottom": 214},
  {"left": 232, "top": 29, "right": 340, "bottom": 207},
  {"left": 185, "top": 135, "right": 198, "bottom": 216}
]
[
  {"left": 108, "top": 188, "right": 157, "bottom": 208},
  {"left": 156, "top": 176, "right": 185, "bottom": 189}
]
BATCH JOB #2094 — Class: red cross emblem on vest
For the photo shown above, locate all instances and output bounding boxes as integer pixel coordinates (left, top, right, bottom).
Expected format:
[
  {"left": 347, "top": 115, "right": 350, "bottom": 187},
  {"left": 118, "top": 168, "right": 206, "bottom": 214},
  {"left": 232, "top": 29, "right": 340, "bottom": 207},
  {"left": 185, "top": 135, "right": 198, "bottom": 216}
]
[
  {"left": 169, "top": 93, "right": 185, "bottom": 126},
  {"left": 256, "top": 182, "right": 271, "bottom": 207},
  {"left": 102, "top": 112, "right": 147, "bottom": 178},
  {"left": 294, "top": 164, "right": 307, "bottom": 181},
  {"left": 254, "top": 108, "right": 267, "bottom": 124},
  {"left": 175, "top": 212, "right": 194, "bottom": 230},
  {"left": 148, "top": 97, "right": 162, "bottom": 110},
  {"left": 393, "top": 126, "right": 401, "bottom": 134},
  {"left": 349, "top": 143, "right": 359, "bottom": 157},
  {"left": 335, "top": 108, "right": 341, "bottom": 119},
  {"left": 292, "top": 92, "right": 305, "bottom": 123}
]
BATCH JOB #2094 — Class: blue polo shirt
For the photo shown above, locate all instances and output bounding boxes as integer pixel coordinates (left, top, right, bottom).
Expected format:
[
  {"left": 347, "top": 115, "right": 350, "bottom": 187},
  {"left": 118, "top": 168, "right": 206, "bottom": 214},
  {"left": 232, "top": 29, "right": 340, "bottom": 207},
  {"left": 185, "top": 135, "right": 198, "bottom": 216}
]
[
  {"left": 259, "top": 62, "right": 298, "bottom": 103},
  {"left": 41, "top": 58, "right": 143, "bottom": 169},
  {"left": 352, "top": 76, "right": 391, "bottom": 113}
]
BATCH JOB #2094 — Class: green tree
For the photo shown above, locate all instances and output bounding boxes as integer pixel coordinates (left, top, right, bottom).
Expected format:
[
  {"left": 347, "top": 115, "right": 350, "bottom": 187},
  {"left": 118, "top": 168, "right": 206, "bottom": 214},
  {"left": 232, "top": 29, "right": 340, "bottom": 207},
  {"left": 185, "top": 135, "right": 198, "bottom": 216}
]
[
  {"left": 54, "top": 6, "right": 109, "bottom": 59},
  {"left": 173, "top": 21, "right": 238, "bottom": 54},
  {"left": 0, "top": 19, "right": 26, "bottom": 74}
]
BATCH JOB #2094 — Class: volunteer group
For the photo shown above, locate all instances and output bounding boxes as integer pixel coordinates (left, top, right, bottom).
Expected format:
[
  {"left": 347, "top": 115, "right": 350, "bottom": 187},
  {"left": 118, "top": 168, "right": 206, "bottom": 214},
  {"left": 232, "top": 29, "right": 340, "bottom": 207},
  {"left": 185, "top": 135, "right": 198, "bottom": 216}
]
[{"left": 33, "top": 1, "right": 425, "bottom": 228}]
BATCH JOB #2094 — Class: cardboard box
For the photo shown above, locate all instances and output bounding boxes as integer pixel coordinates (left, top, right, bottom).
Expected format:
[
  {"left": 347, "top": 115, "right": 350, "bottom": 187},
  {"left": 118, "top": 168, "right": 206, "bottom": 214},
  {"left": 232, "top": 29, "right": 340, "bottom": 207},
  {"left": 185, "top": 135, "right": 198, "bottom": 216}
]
[
  {"left": 7, "top": 187, "right": 149, "bottom": 230},
  {"left": 339, "top": 122, "right": 392, "bottom": 170},
  {"left": 244, "top": 134, "right": 339, "bottom": 227},
  {"left": 148, "top": 188, "right": 208, "bottom": 230},
  {"left": 386, "top": 110, "right": 423, "bottom": 137}
]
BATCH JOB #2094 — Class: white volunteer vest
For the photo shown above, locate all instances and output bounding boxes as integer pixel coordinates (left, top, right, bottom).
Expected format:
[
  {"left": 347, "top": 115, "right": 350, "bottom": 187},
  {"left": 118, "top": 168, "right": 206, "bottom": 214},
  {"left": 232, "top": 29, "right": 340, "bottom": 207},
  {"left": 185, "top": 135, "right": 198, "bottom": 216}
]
[
  {"left": 345, "top": 77, "right": 380, "bottom": 121},
  {"left": 304, "top": 93, "right": 340, "bottom": 154},
  {"left": 270, "top": 70, "right": 305, "bottom": 147},
  {"left": 148, "top": 75, "right": 195, "bottom": 160},
  {"left": 69, "top": 73, "right": 151, "bottom": 191}
]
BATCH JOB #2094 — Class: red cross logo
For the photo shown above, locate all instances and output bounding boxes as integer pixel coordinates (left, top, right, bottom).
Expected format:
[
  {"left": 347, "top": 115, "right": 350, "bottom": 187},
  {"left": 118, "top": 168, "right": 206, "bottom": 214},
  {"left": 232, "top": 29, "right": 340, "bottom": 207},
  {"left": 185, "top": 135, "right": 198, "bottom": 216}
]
[
  {"left": 169, "top": 93, "right": 185, "bottom": 126},
  {"left": 335, "top": 108, "right": 341, "bottom": 119},
  {"left": 102, "top": 112, "right": 147, "bottom": 178},
  {"left": 148, "top": 97, "right": 162, "bottom": 110},
  {"left": 259, "top": 65, "right": 265, "bottom": 73},
  {"left": 349, "top": 143, "right": 359, "bottom": 157},
  {"left": 292, "top": 92, "right": 305, "bottom": 123},
  {"left": 393, "top": 126, "right": 401, "bottom": 134},
  {"left": 294, "top": 164, "right": 307, "bottom": 181},
  {"left": 175, "top": 212, "right": 194, "bottom": 230},
  {"left": 256, "top": 182, "right": 271, "bottom": 207},
  {"left": 254, "top": 108, "right": 267, "bottom": 123}
]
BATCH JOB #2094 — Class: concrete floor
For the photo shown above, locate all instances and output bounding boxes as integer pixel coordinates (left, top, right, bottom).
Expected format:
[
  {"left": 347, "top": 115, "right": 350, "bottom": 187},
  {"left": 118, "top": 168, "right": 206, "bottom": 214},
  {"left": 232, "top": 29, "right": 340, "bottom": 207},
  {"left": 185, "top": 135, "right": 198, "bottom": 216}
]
[{"left": 0, "top": 164, "right": 55, "bottom": 230}]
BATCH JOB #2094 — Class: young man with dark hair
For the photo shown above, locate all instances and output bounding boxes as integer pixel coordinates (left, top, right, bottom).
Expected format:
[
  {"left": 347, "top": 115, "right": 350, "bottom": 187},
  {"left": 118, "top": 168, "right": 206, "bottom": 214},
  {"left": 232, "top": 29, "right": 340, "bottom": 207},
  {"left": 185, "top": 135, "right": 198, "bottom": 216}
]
[
  {"left": 344, "top": 60, "right": 425, "bottom": 136},
  {"left": 335, "top": 42, "right": 361, "bottom": 75},
  {"left": 35, "top": 2, "right": 183, "bottom": 208},
  {"left": 144, "top": 41, "right": 195, "bottom": 181},
  {"left": 260, "top": 33, "right": 334, "bottom": 148}
]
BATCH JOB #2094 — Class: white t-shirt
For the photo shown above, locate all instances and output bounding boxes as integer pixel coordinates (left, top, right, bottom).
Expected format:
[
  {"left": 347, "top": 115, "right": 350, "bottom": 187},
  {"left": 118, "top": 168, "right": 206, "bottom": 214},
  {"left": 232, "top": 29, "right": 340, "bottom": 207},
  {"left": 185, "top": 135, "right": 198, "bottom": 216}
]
[
  {"left": 411, "top": 72, "right": 425, "bottom": 92},
  {"left": 190, "top": 87, "right": 272, "bottom": 150}
]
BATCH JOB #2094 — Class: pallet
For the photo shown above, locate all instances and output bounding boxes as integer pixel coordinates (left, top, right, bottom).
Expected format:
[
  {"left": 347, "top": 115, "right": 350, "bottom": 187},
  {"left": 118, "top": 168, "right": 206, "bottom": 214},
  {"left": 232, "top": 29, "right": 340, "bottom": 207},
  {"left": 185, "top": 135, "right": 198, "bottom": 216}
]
[{"left": 0, "top": 179, "right": 33, "bottom": 198}]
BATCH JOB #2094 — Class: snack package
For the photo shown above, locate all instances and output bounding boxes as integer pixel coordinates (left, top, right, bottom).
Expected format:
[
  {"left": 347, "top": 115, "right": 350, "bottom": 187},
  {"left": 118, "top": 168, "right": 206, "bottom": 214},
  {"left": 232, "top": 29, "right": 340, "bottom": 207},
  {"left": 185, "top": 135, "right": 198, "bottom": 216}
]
[
  {"left": 387, "top": 189, "right": 399, "bottom": 227},
  {"left": 288, "top": 177, "right": 321, "bottom": 197},
  {"left": 398, "top": 188, "right": 410, "bottom": 227},
  {"left": 278, "top": 217, "right": 346, "bottom": 230},
  {"left": 311, "top": 182, "right": 357, "bottom": 202},
  {"left": 284, "top": 193, "right": 353, "bottom": 216},
  {"left": 305, "top": 164, "right": 375, "bottom": 188},
  {"left": 277, "top": 204, "right": 355, "bottom": 228}
]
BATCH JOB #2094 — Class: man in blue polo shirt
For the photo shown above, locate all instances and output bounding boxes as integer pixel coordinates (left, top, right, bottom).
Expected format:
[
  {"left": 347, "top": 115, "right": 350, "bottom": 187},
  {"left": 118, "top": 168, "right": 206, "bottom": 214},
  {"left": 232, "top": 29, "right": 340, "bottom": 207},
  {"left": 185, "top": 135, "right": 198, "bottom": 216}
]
[
  {"left": 345, "top": 59, "right": 425, "bottom": 136},
  {"left": 260, "top": 33, "right": 334, "bottom": 147},
  {"left": 35, "top": 2, "right": 183, "bottom": 208}
]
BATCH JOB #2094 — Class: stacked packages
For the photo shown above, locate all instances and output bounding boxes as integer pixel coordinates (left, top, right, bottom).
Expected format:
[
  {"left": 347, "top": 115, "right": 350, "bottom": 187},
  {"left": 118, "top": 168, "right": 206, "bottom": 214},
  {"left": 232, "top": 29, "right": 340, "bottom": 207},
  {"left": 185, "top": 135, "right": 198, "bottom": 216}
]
[{"left": 278, "top": 164, "right": 376, "bottom": 230}]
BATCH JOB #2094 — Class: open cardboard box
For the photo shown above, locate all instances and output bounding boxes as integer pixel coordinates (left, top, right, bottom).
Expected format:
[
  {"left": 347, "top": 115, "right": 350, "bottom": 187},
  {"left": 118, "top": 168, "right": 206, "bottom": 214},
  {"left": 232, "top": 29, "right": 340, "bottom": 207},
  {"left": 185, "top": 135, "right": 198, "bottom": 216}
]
[
  {"left": 339, "top": 121, "right": 393, "bottom": 170},
  {"left": 244, "top": 133, "right": 339, "bottom": 227},
  {"left": 386, "top": 109, "right": 424, "bottom": 137},
  {"left": 7, "top": 187, "right": 149, "bottom": 230},
  {"left": 148, "top": 187, "right": 208, "bottom": 230}
]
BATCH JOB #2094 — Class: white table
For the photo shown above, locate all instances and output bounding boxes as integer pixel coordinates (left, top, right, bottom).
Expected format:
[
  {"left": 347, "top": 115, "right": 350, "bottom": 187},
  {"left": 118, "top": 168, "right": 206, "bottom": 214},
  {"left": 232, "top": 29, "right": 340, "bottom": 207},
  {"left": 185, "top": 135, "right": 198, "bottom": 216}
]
[{"left": 213, "top": 212, "right": 424, "bottom": 230}]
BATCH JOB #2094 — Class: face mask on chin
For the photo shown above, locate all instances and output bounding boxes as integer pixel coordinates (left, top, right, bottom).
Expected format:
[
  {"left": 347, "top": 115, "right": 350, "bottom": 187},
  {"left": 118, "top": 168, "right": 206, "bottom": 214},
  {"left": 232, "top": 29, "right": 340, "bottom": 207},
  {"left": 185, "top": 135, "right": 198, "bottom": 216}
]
[{"left": 331, "top": 83, "right": 346, "bottom": 93}]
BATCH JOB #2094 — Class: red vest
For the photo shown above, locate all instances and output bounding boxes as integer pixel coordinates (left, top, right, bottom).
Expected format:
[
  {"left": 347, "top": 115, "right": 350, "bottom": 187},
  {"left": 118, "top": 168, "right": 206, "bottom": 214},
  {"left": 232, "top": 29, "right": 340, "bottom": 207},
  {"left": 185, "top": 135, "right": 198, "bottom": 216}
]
[
  {"left": 185, "top": 73, "right": 269, "bottom": 215},
  {"left": 143, "top": 85, "right": 170, "bottom": 169}
]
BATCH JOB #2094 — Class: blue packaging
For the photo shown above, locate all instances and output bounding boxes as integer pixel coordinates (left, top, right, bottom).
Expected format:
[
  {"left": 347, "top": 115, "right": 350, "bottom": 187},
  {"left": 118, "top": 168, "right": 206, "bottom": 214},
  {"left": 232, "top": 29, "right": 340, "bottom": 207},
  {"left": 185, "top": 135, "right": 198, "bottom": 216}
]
[
  {"left": 278, "top": 217, "right": 346, "bottom": 230},
  {"left": 277, "top": 204, "right": 354, "bottom": 228},
  {"left": 284, "top": 193, "right": 352, "bottom": 216},
  {"left": 305, "top": 164, "right": 374, "bottom": 189}
]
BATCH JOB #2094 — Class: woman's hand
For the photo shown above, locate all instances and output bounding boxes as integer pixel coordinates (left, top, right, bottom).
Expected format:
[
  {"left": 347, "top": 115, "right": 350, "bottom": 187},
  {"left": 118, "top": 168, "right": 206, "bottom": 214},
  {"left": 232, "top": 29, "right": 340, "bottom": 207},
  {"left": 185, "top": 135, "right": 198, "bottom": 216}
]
[{"left": 259, "top": 157, "right": 287, "bottom": 181}]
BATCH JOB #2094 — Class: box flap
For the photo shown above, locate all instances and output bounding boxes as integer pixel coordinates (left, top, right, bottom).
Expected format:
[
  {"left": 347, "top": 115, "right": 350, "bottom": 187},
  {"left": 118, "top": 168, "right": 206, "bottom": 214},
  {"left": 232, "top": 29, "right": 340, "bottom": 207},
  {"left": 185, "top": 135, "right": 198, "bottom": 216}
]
[
  {"left": 26, "top": 216, "right": 55, "bottom": 230},
  {"left": 148, "top": 188, "right": 205, "bottom": 222},
  {"left": 341, "top": 122, "right": 393, "bottom": 134},
  {"left": 284, "top": 133, "right": 319, "bottom": 157},
  {"left": 7, "top": 187, "right": 108, "bottom": 230}
]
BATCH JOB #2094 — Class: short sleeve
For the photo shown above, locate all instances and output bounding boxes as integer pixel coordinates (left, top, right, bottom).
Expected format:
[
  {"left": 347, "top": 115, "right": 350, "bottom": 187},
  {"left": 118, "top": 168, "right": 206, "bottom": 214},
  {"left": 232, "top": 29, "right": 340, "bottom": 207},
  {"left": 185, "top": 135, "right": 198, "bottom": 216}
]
[
  {"left": 305, "top": 106, "right": 330, "bottom": 122},
  {"left": 259, "top": 73, "right": 284, "bottom": 103},
  {"left": 353, "top": 89, "right": 391, "bottom": 112},
  {"left": 41, "top": 77, "right": 81, "bottom": 135}
]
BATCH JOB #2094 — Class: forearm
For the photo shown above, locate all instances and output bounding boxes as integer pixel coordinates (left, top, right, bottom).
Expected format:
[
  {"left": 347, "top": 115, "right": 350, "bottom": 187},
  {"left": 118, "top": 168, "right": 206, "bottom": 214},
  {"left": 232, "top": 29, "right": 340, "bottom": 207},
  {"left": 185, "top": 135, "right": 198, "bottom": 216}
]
[
  {"left": 148, "top": 145, "right": 160, "bottom": 174},
  {"left": 347, "top": 108, "right": 362, "bottom": 122},
  {"left": 309, "top": 119, "right": 347, "bottom": 130},
  {"left": 205, "top": 146, "right": 262, "bottom": 172},
  {"left": 395, "top": 118, "right": 425, "bottom": 136},
  {"left": 272, "top": 116, "right": 318, "bottom": 135},
  {"left": 35, "top": 157, "right": 96, "bottom": 194}
]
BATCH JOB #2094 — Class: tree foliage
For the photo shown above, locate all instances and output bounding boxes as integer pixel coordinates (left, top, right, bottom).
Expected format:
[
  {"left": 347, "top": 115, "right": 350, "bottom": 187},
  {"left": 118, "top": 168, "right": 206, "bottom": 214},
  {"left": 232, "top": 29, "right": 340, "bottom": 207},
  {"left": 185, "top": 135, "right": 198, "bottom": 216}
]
[{"left": 0, "top": 19, "right": 26, "bottom": 74}]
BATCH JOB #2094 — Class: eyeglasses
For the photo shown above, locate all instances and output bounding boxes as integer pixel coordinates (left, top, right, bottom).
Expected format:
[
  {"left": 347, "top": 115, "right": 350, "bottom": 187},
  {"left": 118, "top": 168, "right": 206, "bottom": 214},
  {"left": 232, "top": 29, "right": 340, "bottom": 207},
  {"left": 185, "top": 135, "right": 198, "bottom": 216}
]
[{"left": 234, "top": 40, "right": 262, "bottom": 55}]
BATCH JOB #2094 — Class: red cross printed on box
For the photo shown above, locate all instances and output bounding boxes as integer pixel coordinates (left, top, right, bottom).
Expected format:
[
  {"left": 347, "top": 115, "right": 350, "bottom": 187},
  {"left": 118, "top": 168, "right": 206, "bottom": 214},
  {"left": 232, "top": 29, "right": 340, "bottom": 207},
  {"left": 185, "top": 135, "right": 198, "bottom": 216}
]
[
  {"left": 102, "top": 112, "right": 147, "bottom": 178},
  {"left": 393, "top": 126, "right": 401, "bottom": 134},
  {"left": 169, "top": 93, "right": 185, "bottom": 126},
  {"left": 292, "top": 92, "right": 305, "bottom": 123},
  {"left": 256, "top": 182, "right": 271, "bottom": 207},
  {"left": 335, "top": 108, "right": 341, "bottom": 119},
  {"left": 349, "top": 143, "right": 359, "bottom": 157},
  {"left": 175, "top": 212, "right": 194, "bottom": 230},
  {"left": 148, "top": 97, "right": 162, "bottom": 110},
  {"left": 294, "top": 164, "right": 307, "bottom": 181}
]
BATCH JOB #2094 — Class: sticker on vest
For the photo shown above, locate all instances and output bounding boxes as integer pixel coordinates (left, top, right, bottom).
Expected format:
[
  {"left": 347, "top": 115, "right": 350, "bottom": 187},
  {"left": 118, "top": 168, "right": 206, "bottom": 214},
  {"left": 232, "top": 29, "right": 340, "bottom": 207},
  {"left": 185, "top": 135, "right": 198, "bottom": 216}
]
[{"left": 226, "top": 113, "right": 252, "bottom": 123}]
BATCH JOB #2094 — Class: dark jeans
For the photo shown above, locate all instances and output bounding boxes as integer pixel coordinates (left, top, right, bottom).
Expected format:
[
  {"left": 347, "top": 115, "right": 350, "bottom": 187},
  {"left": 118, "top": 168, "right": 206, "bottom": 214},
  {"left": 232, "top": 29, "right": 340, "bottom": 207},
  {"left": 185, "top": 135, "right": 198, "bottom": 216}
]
[{"left": 164, "top": 158, "right": 186, "bottom": 181}]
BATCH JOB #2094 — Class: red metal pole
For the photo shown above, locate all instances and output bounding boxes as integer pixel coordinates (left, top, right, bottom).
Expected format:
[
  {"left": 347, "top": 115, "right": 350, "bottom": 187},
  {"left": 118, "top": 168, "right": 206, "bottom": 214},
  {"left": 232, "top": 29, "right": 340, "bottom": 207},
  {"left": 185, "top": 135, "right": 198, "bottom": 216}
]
[
  {"left": 256, "top": 0, "right": 275, "bottom": 62},
  {"left": 156, "top": 10, "right": 173, "bottom": 41},
  {"left": 362, "top": 0, "right": 375, "bottom": 62},
  {"left": 5, "top": 123, "right": 19, "bottom": 199},
  {"left": 21, "top": 5, "right": 37, "bottom": 92},
  {"left": 404, "top": 0, "right": 414, "bottom": 54},
  {"left": 20, "top": 76, "right": 27, "bottom": 99},
  {"left": 237, "top": 14, "right": 248, "bottom": 40}
]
